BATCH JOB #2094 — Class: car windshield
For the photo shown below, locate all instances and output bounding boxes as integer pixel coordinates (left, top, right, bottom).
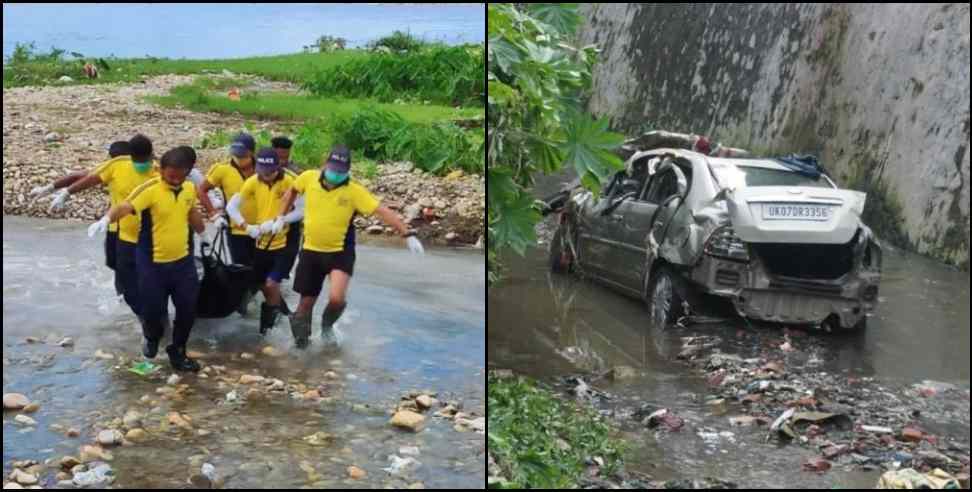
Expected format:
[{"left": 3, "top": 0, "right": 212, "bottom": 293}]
[{"left": 711, "top": 164, "right": 833, "bottom": 189}]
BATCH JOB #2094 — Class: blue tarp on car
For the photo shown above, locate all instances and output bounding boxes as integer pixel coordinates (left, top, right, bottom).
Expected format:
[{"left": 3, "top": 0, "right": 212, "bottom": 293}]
[{"left": 773, "top": 155, "right": 824, "bottom": 180}]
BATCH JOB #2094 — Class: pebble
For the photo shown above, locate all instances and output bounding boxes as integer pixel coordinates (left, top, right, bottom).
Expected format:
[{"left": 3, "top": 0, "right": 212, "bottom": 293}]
[
  {"left": 94, "top": 350, "right": 114, "bottom": 360},
  {"left": 415, "top": 395, "right": 438, "bottom": 410},
  {"left": 239, "top": 374, "right": 265, "bottom": 384},
  {"left": 390, "top": 411, "right": 426, "bottom": 432},
  {"left": 13, "top": 415, "right": 37, "bottom": 426},
  {"left": 97, "top": 429, "right": 124, "bottom": 446},
  {"left": 125, "top": 428, "right": 147, "bottom": 442},
  {"left": 347, "top": 466, "right": 367, "bottom": 480},
  {"left": 3, "top": 393, "right": 31, "bottom": 410}
]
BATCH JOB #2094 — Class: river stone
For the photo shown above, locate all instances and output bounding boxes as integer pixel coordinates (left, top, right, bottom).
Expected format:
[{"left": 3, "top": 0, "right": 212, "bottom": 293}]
[
  {"left": 13, "top": 415, "right": 37, "bottom": 426},
  {"left": 97, "top": 429, "right": 123, "bottom": 446},
  {"left": 415, "top": 395, "right": 438, "bottom": 410},
  {"left": 10, "top": 470, "right": 37, "bottom": 486},
  {"left": 239, "top": 374, "right": 265, "bottom": 384},
  {"left": 125, "top": 429, "right": 147, "bottom": 442},
  {"left": 390, "top": 411, "right": 426, "bottom": 432},
  {"left": 79, "top": 445, "right": 113, "bottom": 463},
  {"left": 60, "top": 456, "right": 82, "bottom": 470},
  {"left": 347, "top": 466, "right": 367, "bottom": 480},
  {"left": 3, "top": 393, "right": 30, "bottom": 410}
]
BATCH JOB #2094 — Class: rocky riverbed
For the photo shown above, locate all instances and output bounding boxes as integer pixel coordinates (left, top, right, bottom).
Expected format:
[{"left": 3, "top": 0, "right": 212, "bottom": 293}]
[{"left": 2, "top": 74, "right": 485, "bottom": 247}]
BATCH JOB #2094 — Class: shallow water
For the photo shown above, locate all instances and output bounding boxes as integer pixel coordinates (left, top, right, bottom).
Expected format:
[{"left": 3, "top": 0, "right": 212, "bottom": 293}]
[{"left": 3, "top": 215, "right": 485, "bottom": 488}]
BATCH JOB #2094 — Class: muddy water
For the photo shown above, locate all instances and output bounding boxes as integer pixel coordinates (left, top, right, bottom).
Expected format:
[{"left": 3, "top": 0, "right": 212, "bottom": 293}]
[
  {"left": 488, "top": 243, "right": 970, "bottom": 489},
  {"left": 2, "top": 216, "right": 485, "bottom": 488}
]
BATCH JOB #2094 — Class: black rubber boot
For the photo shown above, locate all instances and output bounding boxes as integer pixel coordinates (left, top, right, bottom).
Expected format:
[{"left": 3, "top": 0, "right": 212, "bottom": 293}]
[
  {"left": 260, "top": 302, "right": 281, "bottom": 336},
  {"left": 237, "top": 288, "right": 257, "bottom": 317},
  {"left": 166, "top": 345, "right": 200, "bottom": 373},
  {"left": 290, "top": 312, "right": 312, "bottom": 349},
  {"left": 319, "top": 302, "right": 346, "bottom": 347},
  {"left": 143, "top": 337, "right": 160, "bottom": 359},
  {"left": 279, "top": 298, "right": 292, "bottom": 316}
]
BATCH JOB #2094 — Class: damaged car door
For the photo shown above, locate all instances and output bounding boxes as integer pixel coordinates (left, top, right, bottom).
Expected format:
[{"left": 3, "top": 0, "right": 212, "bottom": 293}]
[
  {"left": 642, "top": 161, "right": 690, "bottom": 289},
  {"left": 603, "top": 169, "right": 658, "bottom": 292},
  {"left": 578, "top": 171, "right": 631, "bottom": 276}
]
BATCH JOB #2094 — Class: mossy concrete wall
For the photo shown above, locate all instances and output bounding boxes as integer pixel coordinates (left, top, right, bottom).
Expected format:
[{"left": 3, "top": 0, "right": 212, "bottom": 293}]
[{"left": 579, "top": 3, "right": 970, "bottom": 269}]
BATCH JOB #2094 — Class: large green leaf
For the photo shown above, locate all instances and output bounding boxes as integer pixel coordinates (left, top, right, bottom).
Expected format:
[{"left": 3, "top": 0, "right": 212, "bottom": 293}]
[
  {"left": 493, "top": 192, "right": 540, "bottom": 256},
  {"left": 559, "top": 113, "right": 624, "bottom": 183},
  {"left": 526, "top": 4, "right": 582, "bottom": 35},
  {"left": 488, "top": 37, "right": 522, "bottom": 76}
]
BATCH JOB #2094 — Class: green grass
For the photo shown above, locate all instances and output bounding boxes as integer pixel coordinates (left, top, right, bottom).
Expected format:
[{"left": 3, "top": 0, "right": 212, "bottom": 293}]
[
  {"left": 3, "top": 44, "right": 366, "bottom": 88},
  {"left": 144, "top": 76, "right": 483, "bottom": 124},
  {"left": 488, "top": 374, "right": 625, "bottom": 489}
]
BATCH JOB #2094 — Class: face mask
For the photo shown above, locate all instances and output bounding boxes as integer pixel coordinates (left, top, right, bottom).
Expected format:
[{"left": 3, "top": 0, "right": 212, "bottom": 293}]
[
  {"left": 133, "top": 161, "right": 152, "bottom": 173},
  {"left": 324, "top": 170, "right": 348, "bottom": 185}
]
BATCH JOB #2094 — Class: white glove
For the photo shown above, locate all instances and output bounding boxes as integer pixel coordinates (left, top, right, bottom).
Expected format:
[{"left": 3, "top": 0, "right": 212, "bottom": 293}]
[
  {"left": 259, "top": 220, "right": 275, "bottom": 234},
  {"left": 271, "top": 216, "right": 285, "bottom": 235},
  {"left": 87, "top": 216, "right": 109, "bottom": 238},
  {"left": 246, "top": 225, "right": 261, "bottom": 239},
  {"left": 406, "top": 236, "right": 425, "bottom": 255},
  {"left": 48, "top": 189, "right": 70, "bottom": 212},
  {"left": 213, "top": 215, "right": 228, "bottom": 230},
  {"left": 30, "top": 184, "right": 55, "bottom": 197}
]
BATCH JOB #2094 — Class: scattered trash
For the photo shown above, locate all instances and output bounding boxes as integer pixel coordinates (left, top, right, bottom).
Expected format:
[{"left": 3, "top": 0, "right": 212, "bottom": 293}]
[
  {"left": 862, "top": 425, "right": 894, "bottom": 435},
  {"left": 644, "top": 409, "right": 684, "bottom": 432},
  {"left": 127, "top": 361, "right": 160, "bottom": 377},
  {"left": 802, "top": 457, "right": 832, "bottom": 473},
  {"left": 771, "top": 410, "right": 852, "bottom": 440},
  {"left": 877, "top": 468, "right": 960, "bottom": 489},
  {"left": 383, "top": 455, "right": 421, "bottom": 476}
]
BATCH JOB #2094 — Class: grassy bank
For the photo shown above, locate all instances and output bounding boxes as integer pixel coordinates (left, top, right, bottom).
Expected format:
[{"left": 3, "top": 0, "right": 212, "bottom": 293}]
[
  {"left": 144, "top": 76, "right": 483, "bottom": 124},
  {"left": 487, "top": 373, "right": 625, "bottom": 489},
  {"left": 2, "top": 44, "right": 364, "bottom": 88}
]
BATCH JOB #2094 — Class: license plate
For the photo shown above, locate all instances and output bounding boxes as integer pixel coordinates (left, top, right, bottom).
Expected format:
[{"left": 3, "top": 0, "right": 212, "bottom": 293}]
[{"left": 762, "top": 204, "right": 832, "bottom": 221}]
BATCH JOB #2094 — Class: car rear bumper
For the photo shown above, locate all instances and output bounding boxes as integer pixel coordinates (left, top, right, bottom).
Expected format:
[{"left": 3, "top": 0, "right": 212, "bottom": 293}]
[{"left": 690, "top": 254, "right": 880, "bottom": 329}]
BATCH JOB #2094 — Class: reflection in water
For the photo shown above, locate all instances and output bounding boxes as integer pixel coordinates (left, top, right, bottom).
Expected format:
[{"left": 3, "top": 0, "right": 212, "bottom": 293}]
[{"left": 489, "top": 245, "right": 970, "bottom": 489}]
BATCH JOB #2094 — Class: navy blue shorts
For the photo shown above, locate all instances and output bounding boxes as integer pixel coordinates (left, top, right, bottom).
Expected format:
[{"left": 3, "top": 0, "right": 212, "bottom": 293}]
[{"left": 252, "top": 248, "right": 291, "bottom": 285}]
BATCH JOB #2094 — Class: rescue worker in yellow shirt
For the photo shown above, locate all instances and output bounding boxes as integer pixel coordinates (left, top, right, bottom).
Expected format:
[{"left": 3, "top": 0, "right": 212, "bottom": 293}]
[
  {"left": 227, "top": 148, "right": 305, "bottom": 335},
  {"left": 197, "top": 132, "right": 260, "bottom": 315},
  {"left": 107, "top": 146, "right": 207, "bottom": 372},
  {"left": 51, "top": 135, "right": 159, "bottom": 321},
  {"left": 277, "top": 145, "right": 424, "bottom": 349}
]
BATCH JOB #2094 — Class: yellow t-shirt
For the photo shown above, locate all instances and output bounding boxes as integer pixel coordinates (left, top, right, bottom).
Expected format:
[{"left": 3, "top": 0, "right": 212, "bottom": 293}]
[
  {"left": 293, "top": 171, "right": 380, "bottom": 253},
  {"left": 127, "top": 178, "right": 197, "bottom": 263},
  {"left": 93, "top": 156, "right": 159, "bottom": 240},
  {"left": 206, "top": 160, "right": 257, "bottom": 236},
  {"left": 239, "top": 173, "right": 294, "bottom": 251}
]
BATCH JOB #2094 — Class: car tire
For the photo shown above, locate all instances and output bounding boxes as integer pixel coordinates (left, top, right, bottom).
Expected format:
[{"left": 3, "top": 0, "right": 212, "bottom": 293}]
[
  {"left": 549, "top": 224, "right": 573, "bottom": 274},
  {"left": 649, "top": 266, "right": 685, "bottom": 329}
]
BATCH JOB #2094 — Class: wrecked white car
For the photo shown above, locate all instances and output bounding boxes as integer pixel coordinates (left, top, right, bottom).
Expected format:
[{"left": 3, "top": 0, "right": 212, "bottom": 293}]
[{"left": 547, "top": 136, "right": 882, "bottom": 332}]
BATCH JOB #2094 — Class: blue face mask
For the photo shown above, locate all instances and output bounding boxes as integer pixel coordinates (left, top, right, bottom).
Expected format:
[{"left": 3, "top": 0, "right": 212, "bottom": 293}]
[
  {"left": 324, "top": 170, "right": 349, "bottom": 185},
  {"left": 133, "top": 161, "right": 152, "bottom": 173}
]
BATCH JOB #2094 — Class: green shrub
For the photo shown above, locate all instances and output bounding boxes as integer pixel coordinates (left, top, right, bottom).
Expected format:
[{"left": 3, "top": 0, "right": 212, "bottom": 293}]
[{"left": 303, "top": 44, "right": 484, "bottom": 106}]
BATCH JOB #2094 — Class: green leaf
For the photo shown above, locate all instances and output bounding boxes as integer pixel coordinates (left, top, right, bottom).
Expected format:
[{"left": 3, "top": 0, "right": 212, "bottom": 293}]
[
  {"left": 487, "top": 80, "right": 517, "bottom": 107},
  {"left": 487, "top": 168, "right": 518, "bottom": 208},
  {"left": 488, "top": 37, "right": 522, "bottom": 76},
  {"left": 493, "top": 192, "right": 540, "bottom": 256},
  {"left": 559, "top": 113, "right": 624, "bottom": 183},
  {"left": 526, "top": 4, "right": 582, "bottom": 35}
]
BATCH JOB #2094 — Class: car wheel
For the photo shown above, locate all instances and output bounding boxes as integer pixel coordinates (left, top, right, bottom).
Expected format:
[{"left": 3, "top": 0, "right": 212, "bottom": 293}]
[
  {"left": 549, "top": 224, "right": 573, "bottom": 274},
  {"left": 649, "top": 266, "right": 685, "bottom": 329}
]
